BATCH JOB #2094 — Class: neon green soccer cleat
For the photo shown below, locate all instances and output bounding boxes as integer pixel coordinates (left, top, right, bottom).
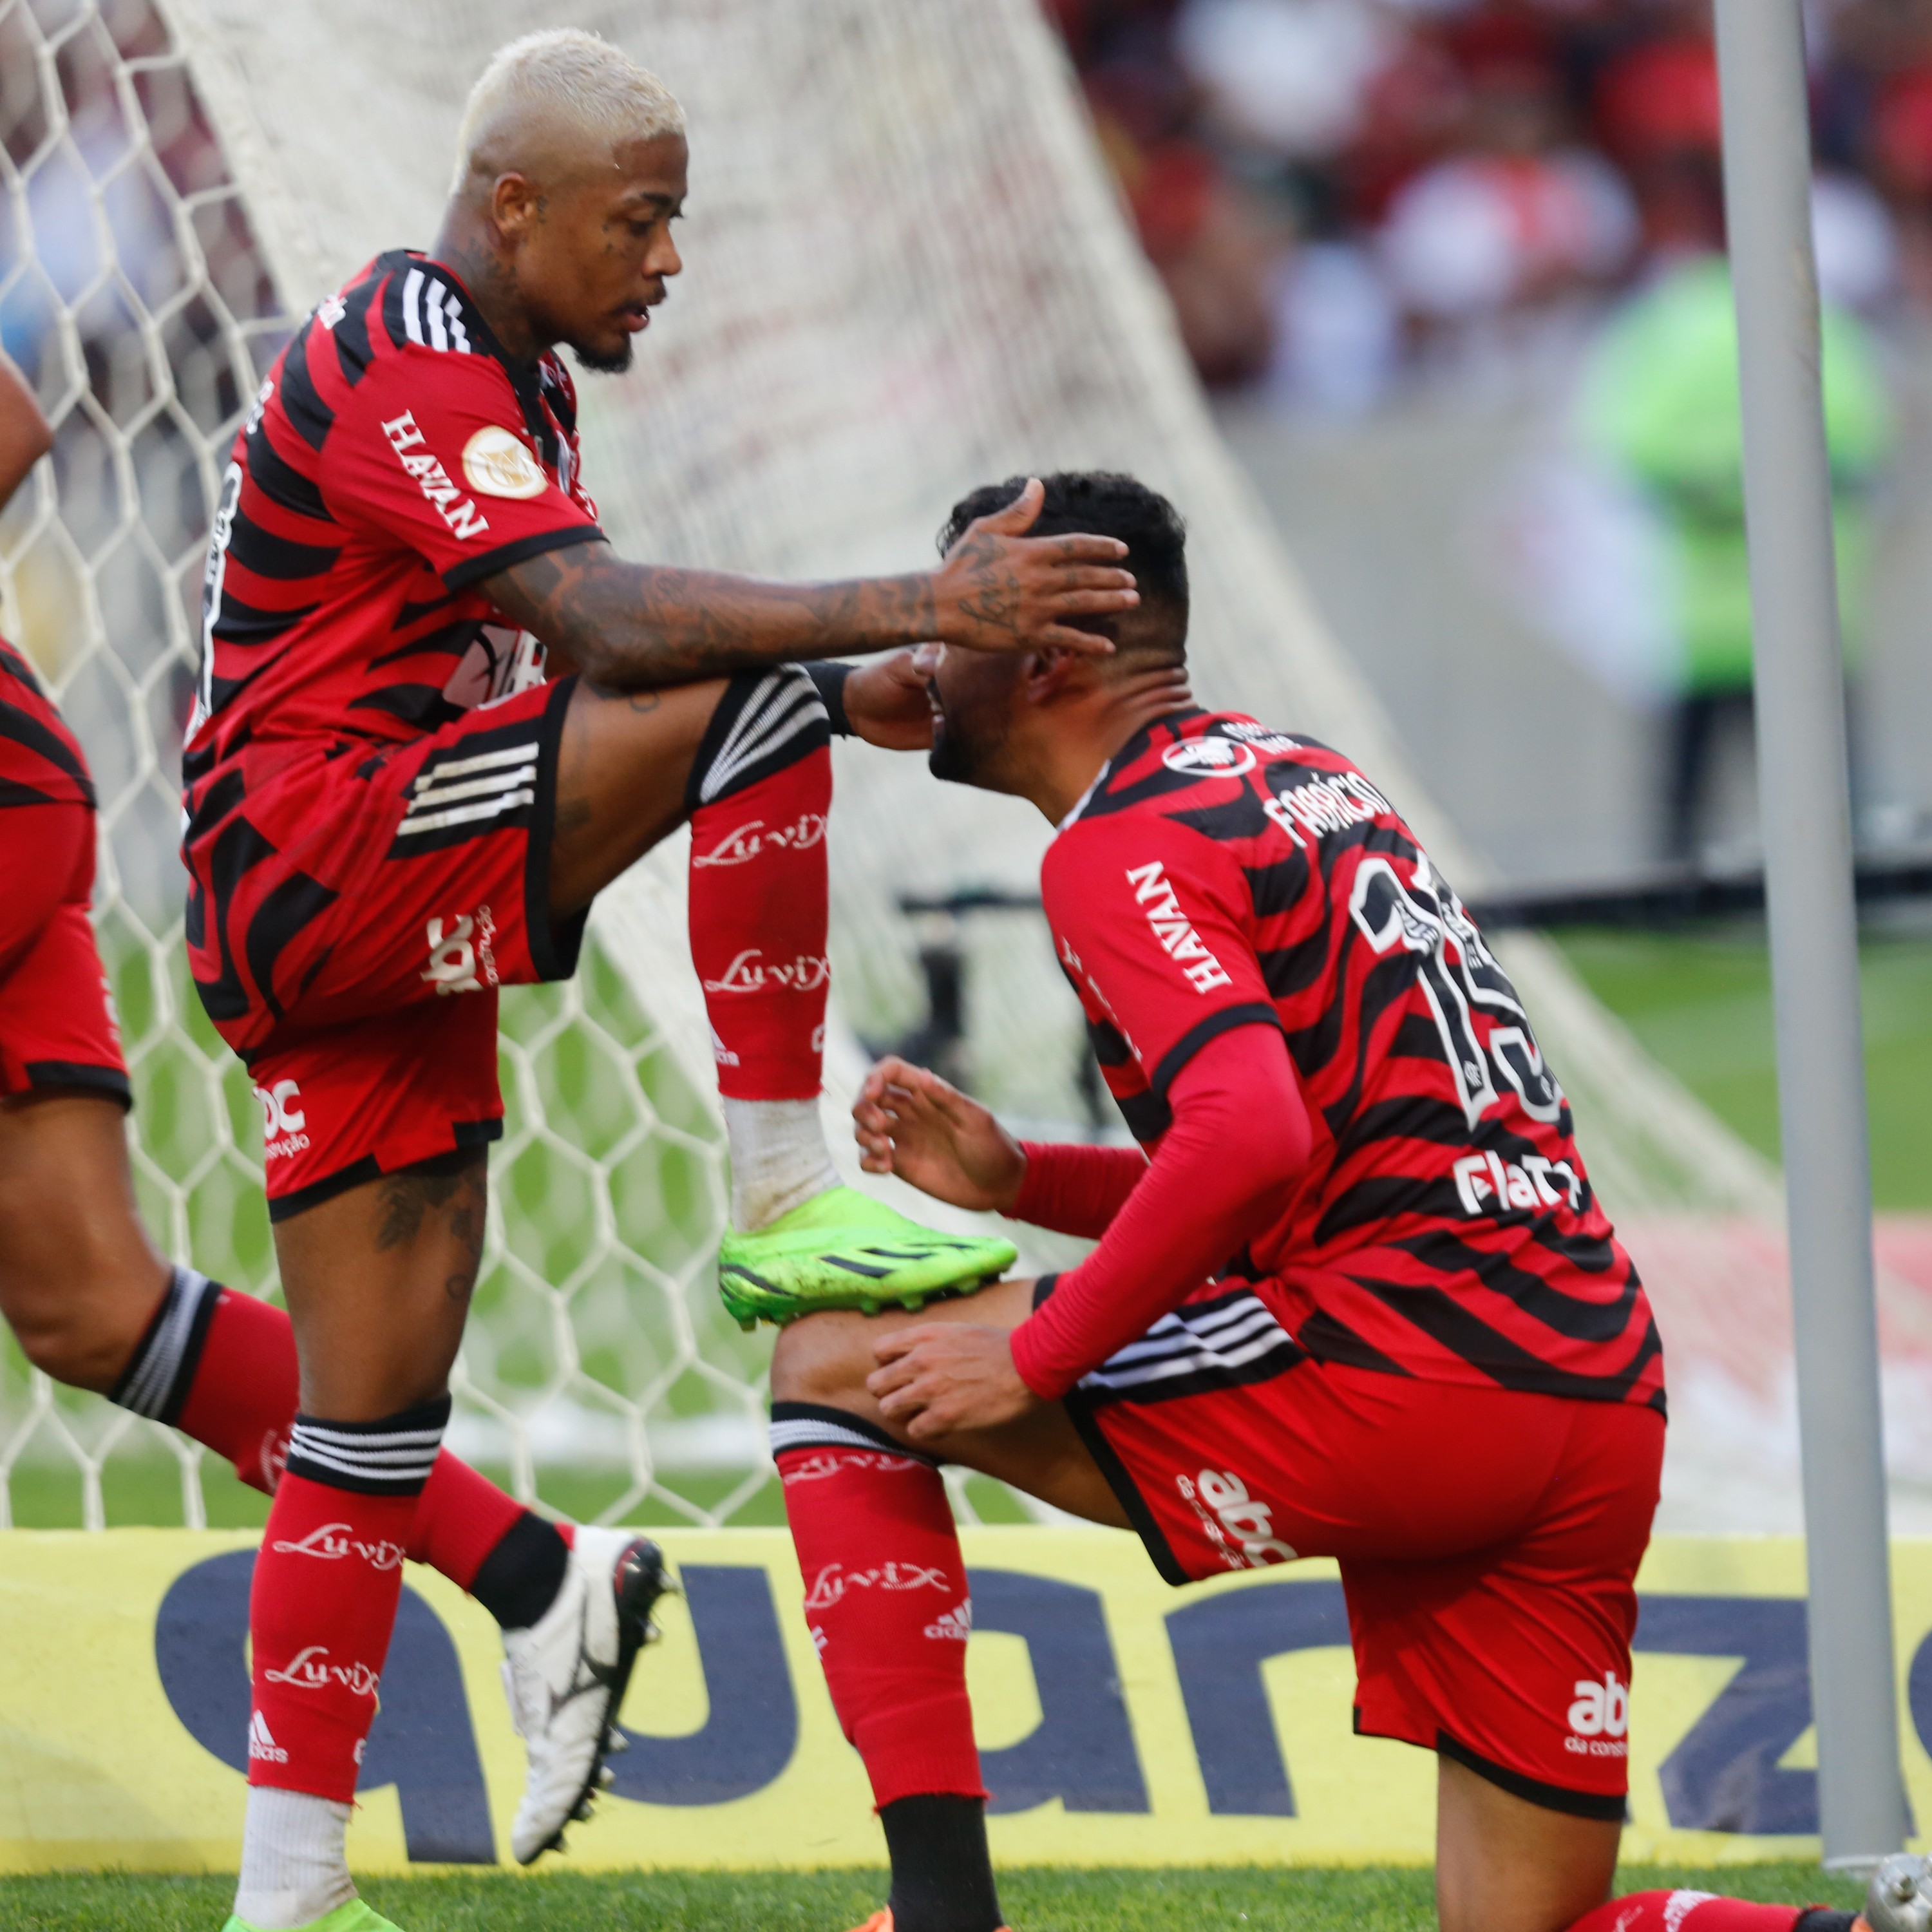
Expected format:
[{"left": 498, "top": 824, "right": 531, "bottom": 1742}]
[
  {"left": 223, "top": 1904, "right": 404, "bottom": 1932},
  {"left": 717, "top": 1185, "right": 1016, "bottom": 1330}
]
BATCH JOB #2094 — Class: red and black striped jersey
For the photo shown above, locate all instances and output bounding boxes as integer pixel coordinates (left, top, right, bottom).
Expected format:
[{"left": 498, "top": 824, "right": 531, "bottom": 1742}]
[
  {"left": 181, "top": 249, "right": 604, "bottom": 836},
  {"left": 0, "top": 636, "right": 93, "bottom": 810},
  {"left": 1042, "top": 707, "right": 1663, "bottom": 1412}
]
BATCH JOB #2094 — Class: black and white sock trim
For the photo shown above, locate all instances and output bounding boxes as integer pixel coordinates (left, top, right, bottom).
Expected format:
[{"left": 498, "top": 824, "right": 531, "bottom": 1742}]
[
  {"left": 285, "top": 1394, "right": 451, "bottom": 1497},
  {"left": 688, "top": 668, "right": 830, "bottom": 808},
  {"left": 768, "top": 1399, "right": 938, "bottom": 1467},
  {"left": 110, "top": 1266, "right": 222, "bottom": 1425}
]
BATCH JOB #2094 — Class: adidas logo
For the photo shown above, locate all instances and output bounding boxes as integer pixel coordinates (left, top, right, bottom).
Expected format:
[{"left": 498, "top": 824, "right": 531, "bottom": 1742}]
[
  {"left": 924, "top": 1600, "right": 972, "bottom": 1641},
  {"left": 248, "top": 1711, "right": 289, "bottom": 1765}
]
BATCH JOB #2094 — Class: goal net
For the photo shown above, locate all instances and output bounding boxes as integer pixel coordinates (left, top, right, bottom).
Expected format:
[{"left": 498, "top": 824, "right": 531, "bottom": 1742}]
[{"left": 0, "top": 0, "right": 1834, "bottom": 1537}]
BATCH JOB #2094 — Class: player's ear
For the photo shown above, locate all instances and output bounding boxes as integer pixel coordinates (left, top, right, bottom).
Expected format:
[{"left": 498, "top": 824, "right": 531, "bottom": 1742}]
[
  {"left": 1023, "top": 646, "right": 1083, "bottom": 705},
  {"left": 489, "top": 171, "right": 541, "bottom": 243}
]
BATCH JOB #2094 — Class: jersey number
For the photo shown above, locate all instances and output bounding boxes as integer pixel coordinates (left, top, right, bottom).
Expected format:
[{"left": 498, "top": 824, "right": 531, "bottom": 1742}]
[{"left": 1347, "top": 855, "right": 1562, "bottom": 1130}]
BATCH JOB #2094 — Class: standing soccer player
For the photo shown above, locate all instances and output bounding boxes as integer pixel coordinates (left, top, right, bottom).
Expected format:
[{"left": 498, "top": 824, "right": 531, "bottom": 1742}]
[
  {"left": 766, "top": 472, "right": 1931, "bottom": 1932},
  {"left": 181, "top": 35, "right": 1137, "bottom": 1932},
  {"left": 0, "top": 349, "right": 673, "bottom": 1877}
]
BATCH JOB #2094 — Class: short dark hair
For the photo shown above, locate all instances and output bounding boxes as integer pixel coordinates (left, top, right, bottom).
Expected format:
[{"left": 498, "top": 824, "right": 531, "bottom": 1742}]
[{"left": 938, "top": 470, "right": 1189, "bottom": 654}]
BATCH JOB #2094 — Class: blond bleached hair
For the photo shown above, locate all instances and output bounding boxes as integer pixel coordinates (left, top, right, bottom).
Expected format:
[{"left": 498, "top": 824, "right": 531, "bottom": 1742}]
[{"left": 450, "top": 28, "right": 685, "bottom": 194}]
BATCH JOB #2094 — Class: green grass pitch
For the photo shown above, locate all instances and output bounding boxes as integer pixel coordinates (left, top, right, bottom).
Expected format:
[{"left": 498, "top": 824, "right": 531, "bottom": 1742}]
[
  {"left": 1557, "top": 929, "right": 1932, "bottom": 1209},
  {"left": 0, "top": 1864, "right": 1871, "bottom": 1932}
]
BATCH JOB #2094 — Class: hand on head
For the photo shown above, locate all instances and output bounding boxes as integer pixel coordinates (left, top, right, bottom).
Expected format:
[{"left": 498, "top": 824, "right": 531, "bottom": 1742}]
[{"left": 931, "top": 477, "right": 1137, "bottom": 658}]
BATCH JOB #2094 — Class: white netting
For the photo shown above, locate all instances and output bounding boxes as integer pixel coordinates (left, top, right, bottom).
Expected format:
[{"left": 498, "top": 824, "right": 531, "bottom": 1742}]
[{"left": 0, "top": 0, "right": 1781, "bottom": 1533}]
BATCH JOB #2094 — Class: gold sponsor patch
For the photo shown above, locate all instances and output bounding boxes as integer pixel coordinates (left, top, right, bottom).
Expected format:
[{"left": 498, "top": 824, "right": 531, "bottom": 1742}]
[{"left": 461, "top": 424, "right": 546, "bottom": 500}]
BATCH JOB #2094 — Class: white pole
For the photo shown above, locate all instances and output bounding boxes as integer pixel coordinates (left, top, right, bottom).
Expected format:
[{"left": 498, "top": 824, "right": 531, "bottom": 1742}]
[{"left": 1711, "top": 0, "right": 1906, "bottom": 1867}]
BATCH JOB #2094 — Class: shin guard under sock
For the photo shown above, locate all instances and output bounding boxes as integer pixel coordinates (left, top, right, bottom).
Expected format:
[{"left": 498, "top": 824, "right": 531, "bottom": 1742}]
[
  {"left": 248, "top": 1399, "right": 448, "bottom": 1801},
  {"left": 774, "top": 1416, "right": 984, "bottom": 1808},
  {"left": 686, "top": 669, "right": 833, "bottom": 1107}
]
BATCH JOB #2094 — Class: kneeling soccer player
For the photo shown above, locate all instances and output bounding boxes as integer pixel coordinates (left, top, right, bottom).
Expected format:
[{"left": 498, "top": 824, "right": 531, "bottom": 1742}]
[
  {"left": 0, "top": 350, "right": 667, "bottom": 1892},
  {"left": 179, "top": 35, "right": 1137, "bottom": 1932},
  {"left": 768, "top": 471, "right": 1931, "bottom": 1932}
]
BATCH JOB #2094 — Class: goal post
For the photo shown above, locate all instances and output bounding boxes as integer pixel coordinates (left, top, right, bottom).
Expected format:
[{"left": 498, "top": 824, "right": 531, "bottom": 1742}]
[{"left": 1714, "top": 0, "right": 1904, "bottom": 1864}]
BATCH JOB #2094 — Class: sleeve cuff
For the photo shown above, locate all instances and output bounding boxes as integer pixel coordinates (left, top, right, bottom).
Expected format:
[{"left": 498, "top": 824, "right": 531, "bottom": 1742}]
[
  {"left": 804, "top": 661, "right": 854, "bottom": 735},
  {"left": 1008, "top": 1142, "right": 1049, "bottom": 1225},
  {"left": 442, "top": 521, "right": 606, "bottom": 592},
  {"left": 1007, "top": 1314, "right": 1072, "bottom": 1402}
]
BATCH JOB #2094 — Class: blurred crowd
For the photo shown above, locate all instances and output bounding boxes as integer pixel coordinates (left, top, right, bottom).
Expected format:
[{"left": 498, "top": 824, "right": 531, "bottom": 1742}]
[{"left": 1045, "top": 0, "right": 1932, "bottom": 405}]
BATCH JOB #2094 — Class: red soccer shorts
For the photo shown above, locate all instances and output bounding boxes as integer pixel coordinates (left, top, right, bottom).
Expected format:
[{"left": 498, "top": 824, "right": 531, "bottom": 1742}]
[
  {"left": 0, "top": 801, "right": 129, "bottom": 1106},
  {"left": 187, "top": 680, "right": 584, "bottom": 1218},
  {"left": 1044, "top": 1276, "right": 1665, "bottom": 1817}
]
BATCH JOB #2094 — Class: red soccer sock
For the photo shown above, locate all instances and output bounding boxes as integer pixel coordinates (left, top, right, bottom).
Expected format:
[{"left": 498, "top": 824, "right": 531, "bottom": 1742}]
[
  {"left": 249, "top": 1461, "right": 420, "bottom": 1801},
  {"left": 406, "top": 1451, "right": 529, "bottom": 1586},
  {"left": 173, "top": 1283, "right": 299, "bottom": 1495},
  {"left": 777, "top": 1441, "right": 985, "bottom": 1806},
  {"left": 164, "top": 1282, "right": 568, "bottom": 1614},
  {"left": 688, "top": 733, "right": 831, "bottom": 1103},
  {"left": 1570, "top": 1895, "right": 1815, "bottom": 1932}
]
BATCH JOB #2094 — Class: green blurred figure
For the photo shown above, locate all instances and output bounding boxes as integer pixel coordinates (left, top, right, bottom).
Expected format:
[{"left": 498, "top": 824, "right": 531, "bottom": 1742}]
[{"left": 1580, "top": 254, "right": 1893, "bottom": 861}]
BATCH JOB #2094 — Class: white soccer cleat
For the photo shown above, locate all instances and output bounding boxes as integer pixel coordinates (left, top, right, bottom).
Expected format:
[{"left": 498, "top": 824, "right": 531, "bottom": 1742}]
[
  {"left": 500, "top": 1526, "right": 670, "bottom": 1865},
  {"left": 1868, "top": 1855, "right": 1932, "bottom": 1932}
]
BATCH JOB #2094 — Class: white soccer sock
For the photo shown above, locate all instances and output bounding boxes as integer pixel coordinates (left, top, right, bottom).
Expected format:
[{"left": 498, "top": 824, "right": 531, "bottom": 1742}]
[
  {"left": 232, "top": 1788, "right": 355, "bottom": 1929},
  {"left": 724, "top": 1097, "right": 840, "bottom": 1230}
]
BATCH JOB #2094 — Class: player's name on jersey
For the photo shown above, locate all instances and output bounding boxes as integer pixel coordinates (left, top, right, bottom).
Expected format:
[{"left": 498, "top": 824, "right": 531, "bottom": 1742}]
[{"left": 0, "top": 1527, "right": 1926, "bottom": 1870}]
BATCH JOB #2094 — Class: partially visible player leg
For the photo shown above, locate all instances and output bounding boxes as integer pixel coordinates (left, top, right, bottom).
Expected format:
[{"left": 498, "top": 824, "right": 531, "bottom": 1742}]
[
  {"left": 776, "top": 1432, "right": 994, "bottom": 1932},
  {"left": 1441, "top": 1770, "right": 1862, "bottom": 1932},
  {"left": 1560, "top": 1873, "right": 1864, "bottom": 1932},
  {"left": 547, "top": 672, "right": 1016, "bottom": 1326},
  {"left": 0, "top": 805, "right": 582, "bottom": 1631},
  {"left": 1441, "top": 1778, "right": 1870, "bottom": 1932},
  {"left": 0, "top": 800, "right": 171, "bottom": 1385},
  {"left": 0, "top": 1103, "right": 578, "bottom": 1615},
  {"left": 1435, "top": 1756, "right": 1620, "bottom": 1932},
  {"left": 233, "top": 1153, "right": 480, "bottom": 1929},
  {"left": 768, "top": 1283, "right": 1122, "bottom": 1932},
  {"left": 682, "top": 671, "right": 841, "bottom": 1226}
]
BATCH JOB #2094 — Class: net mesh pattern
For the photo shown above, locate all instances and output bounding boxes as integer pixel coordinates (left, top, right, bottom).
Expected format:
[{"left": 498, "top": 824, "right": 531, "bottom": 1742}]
[{"left": 0, "top": 0, "right": 1776, "bottom": 1531}]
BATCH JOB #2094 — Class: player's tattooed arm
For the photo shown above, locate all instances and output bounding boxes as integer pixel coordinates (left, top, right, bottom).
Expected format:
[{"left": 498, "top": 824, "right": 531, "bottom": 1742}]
[{"left": 482, "top": 477, "right": 1136, "bottom": 692}]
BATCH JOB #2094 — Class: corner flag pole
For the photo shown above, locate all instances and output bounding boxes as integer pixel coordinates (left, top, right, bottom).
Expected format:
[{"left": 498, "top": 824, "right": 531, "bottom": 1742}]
[{"left": 1712, "top": 0, "right": 1906, "bottom": 1867}]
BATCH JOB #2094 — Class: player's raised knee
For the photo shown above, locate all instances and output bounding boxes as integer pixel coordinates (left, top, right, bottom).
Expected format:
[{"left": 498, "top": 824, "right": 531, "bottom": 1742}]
[{"left": 769, "top": 1309, "right": 880, "bottom": 1408}]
